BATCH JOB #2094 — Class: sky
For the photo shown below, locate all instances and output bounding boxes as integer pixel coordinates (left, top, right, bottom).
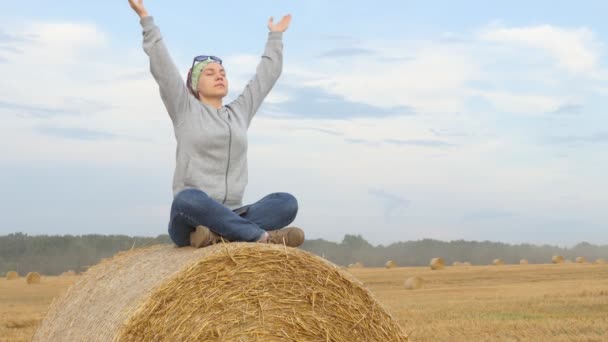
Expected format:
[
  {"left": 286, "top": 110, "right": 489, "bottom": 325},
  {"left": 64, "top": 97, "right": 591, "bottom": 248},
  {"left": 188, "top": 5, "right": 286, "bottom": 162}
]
[{"left": 1, "top": 0, "right": 607, "bottom": 246}]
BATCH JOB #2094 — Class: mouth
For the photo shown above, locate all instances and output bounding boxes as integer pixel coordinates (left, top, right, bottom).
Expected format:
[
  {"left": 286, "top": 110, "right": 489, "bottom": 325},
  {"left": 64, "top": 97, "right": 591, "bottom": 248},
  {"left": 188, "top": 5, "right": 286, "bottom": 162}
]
[{"left": 214, "top": 84, "right": 225, "bottom": 88}]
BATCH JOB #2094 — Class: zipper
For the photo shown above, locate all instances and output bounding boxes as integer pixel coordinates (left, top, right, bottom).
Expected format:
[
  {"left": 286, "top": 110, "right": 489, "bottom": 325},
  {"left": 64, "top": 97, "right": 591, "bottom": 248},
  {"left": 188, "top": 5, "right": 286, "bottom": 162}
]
[{"left": 218, "top": 108, "right": 232, "bottom": 204}]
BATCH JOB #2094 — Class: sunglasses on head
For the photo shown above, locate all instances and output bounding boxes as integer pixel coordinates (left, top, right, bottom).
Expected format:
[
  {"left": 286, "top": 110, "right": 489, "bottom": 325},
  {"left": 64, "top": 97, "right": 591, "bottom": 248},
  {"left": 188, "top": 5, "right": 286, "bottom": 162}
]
[{"left": 191, "top": 55, "right": 223, "bottom": 69}]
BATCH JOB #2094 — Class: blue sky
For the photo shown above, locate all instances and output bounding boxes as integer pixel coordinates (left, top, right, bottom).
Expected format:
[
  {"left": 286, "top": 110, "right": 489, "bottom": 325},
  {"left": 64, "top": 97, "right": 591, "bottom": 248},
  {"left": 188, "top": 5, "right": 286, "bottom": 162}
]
[{"left": 1, "top": 1, "right": 607, "bottom": 246}]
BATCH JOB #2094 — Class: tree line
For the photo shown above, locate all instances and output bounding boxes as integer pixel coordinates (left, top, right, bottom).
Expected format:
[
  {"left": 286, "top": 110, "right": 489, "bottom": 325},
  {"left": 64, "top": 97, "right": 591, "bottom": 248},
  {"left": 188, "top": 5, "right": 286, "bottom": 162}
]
[{"left": 1, "top": 233, "right": 607, "bottom": 275}]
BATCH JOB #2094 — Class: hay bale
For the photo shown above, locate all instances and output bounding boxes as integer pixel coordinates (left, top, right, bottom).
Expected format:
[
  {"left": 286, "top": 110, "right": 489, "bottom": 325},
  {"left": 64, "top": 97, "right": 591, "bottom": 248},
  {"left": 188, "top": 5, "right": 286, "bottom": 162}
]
[
  {"left": 26, "top": 272, "right": 41, "bottom": 284},
  {"left": 492, "top": 259, "right": 504, "bottom": 266},
  {"left": 565, "top": 259, "right": 573, "bottom": 264},
  {"left": 520, "top": 259, "right": 529, "bottom": 265},
  {"left": 552, "top": 255, "right": 564, "bottom": 264},
  {"left": 463, "top": 262, "right": 472, "bottom": 266},
  {"left": 452, "top": 261, "right": 463, "bottom": 266},
  {"left": 34, "top": 244, "right": 408, "bottom": 342},
  {"left": 60, "top": 270, "right": 77, "bottom": 276},
  {"left": 385, "top": 260, "right": 397, "bottom": 269},
  {"left": 404, "top": 277, "right": 423, "bottom": 290},
  {"left": 6, "top": 271, "right": 18, "bottom": 280},
  {"left": 575, "top": 257, "right": 586, "bottom": 264},
  {"left": 595, "top": 258, "right": 606, "bottom": 265},
  {"left": 430, "top": 257, "right": 444, "bottom": 270}
]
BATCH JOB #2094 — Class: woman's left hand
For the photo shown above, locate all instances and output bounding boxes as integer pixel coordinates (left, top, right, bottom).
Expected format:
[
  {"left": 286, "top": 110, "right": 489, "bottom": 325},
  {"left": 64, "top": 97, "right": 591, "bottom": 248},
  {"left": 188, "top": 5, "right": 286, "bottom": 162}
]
[{"left": 268, "top": 14, "right": 292, "bottom": 32}]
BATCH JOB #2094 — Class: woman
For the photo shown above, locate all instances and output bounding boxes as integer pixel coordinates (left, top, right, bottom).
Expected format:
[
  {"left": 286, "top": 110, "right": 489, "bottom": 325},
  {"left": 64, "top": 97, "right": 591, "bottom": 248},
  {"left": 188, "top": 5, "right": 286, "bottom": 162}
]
[{"left": 128, "top": 0, "right": 304, "bottom": 248}]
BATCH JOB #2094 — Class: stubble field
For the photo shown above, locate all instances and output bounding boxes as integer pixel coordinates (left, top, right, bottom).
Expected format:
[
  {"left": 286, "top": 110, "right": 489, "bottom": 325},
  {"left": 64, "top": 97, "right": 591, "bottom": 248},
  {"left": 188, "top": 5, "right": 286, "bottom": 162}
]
[{"left": 1, "top": 263, "right": 607, "bottom": 341}]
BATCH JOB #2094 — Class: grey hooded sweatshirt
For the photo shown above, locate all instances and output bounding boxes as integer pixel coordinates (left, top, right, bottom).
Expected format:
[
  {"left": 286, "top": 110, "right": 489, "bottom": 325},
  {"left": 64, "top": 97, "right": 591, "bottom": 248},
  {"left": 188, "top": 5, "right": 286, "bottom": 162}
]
[{"left": 140, "top": 16, "right": 283, "bottom": 210}]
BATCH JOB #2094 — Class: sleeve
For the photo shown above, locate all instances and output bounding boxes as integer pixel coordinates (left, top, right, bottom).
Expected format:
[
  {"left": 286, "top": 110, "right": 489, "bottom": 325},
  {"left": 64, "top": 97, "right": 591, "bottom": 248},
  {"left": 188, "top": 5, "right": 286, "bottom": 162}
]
[
  {"left": 141, "top": 16, "right": 190, "bottom": 126},
  {"left": 227, "top": 31, "right": 283, "bottom": 128}
]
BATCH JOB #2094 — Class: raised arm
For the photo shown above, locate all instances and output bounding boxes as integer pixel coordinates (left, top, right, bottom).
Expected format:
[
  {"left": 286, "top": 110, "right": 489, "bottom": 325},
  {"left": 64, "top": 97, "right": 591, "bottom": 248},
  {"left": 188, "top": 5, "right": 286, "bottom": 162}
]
[
  {"left": 128, "top": 0, "right": 190, "bottom": 126},
  {"left": 228, "top": 14, "right": 292, "bottom": 128}
]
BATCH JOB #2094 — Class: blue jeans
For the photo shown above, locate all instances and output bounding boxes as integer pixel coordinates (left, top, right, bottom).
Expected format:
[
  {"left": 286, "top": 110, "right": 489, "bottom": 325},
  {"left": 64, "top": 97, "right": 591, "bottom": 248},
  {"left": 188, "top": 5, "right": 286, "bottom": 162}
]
[{"left": 168, "top": 188, "right": 298, "bottom": 247}]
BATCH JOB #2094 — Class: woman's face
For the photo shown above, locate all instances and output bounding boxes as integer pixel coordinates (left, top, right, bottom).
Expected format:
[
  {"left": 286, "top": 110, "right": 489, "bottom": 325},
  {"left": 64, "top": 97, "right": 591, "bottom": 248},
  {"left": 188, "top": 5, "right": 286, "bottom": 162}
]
[{"left": 197, "top": 63, "right": 229, "bottom": 98}]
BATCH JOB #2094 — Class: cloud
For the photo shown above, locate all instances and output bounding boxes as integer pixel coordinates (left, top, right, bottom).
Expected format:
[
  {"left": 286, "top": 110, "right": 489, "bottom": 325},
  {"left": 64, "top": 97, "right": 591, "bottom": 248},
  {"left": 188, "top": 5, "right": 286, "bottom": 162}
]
[
  {"left": 479, "top": 25, "right": 600, "bottom": 75},
  {"left": 368, "top": 188, "right": 409, "bottom": 222},
  {"left": 547, "top": 132, "right": 608, "bottom": 145},
  {"left": 282, "top": 126, "right": 344, "bottom": 136},
  {"left": 462, "top": 209, "right": 519, "bottom": 222},
  {"left": 0, "top": 98, "right": 113, "bottom": 118},
  {"left": 318, "top": 47, "right": 375, "bottom": 58},
  {"left": 35, "top": 126, "right": 120, "bottom": 141},
  {"left": 551, "top": 104, "right": 583, "bottom": 115},
  {"left": 262, "top": 85, "right": 412, "bottom": 119},
  {"left": 344, "top": 138, "right": 381, "bottom": 147},
  {"left": 384, "top": 138, "right": 454, "bottom": 148}
]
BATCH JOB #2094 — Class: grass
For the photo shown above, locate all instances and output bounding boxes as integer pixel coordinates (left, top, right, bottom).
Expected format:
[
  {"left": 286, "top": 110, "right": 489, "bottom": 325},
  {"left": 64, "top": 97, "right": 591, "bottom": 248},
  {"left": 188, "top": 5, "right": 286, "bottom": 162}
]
[{"left": 1, "top": 263, "right": 607, "bottom": 341}]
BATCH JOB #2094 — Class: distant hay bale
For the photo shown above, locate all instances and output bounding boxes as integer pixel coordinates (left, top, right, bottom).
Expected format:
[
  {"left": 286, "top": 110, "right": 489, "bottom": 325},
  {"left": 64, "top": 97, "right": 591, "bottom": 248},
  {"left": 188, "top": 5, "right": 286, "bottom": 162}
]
[
  {"left": 6, "top": 271, "right": 18, "bottom": 280},
  {"left": 565, "top": 259, "right": 573, "bottom": 264},
  {"left": 575, "top": 257, "right": 586, "bottom": 264},
  {"left": 404, "top": 277, "right": 424, "bottom": 290},
  {"left": 463, "top": 262, "right": 472, "bottom": 266},
  {"left": 552, "top": 255, "right": 564, "bottom": 264},
  {"left": 492, "top": 259, "right": 504, "bottom": 266},
  {"left": 34, "top": 244, "right": 408, "bottom": 342},
  {"left": 520, "top": 259, "right": 529, "bottom": 265},
  {"left": 430, "top": 257, "right": 444, "bottom": 270},
  {"left": 26, "top": 272, "right": 41, "bottom": 284},
  {"left": 595, "top": 258, "right": 606, "bottom": 265},
  {"left": 60, "top": 270, "right": 77, "bottom": 276},
  {"left": 452, "top": 261, "right": 463, "bottom": 266},
  {"left": 385, "top": 260, "right": 397, "bottom": 269}
]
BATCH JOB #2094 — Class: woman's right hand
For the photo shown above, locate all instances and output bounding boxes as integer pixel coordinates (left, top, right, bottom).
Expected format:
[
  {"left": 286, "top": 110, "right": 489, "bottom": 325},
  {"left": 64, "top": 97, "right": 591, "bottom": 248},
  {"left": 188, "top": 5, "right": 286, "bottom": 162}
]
[{"left": 128, "top": 0, "right": 149, "bottom": 19}]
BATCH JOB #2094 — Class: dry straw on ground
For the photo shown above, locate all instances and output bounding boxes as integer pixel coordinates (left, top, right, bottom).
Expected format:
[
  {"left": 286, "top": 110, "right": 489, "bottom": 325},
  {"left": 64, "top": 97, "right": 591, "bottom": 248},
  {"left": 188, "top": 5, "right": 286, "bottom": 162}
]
[
  {"left": 520, "top": 259, "right": 529, "bottom": 265},
  {"left": 462, "top": 261, "right": 472, "bottom": 266},
  {"left": 404, "top": 277, "right": 423, "bottom": 290},
  {"left": 348, "top": 261, "right": 365, "bottom": 269},
  {"left": 34, "top": 243, "right": 408, "bottom": 342},
  {"left": 595, "top": 258, "right": 607, "bottom": 265},
  {"left": 552, "top": 255, "right": 564, "bottom": 264},
  {"left": 385, "top": 260, "right": 397, "bottom": 269},
  {"left": 493, "top": 259, "right": 504, "bottom": 266},
  {"left": 26, "top": 272, "right": 41, "bottom": 284},
  {"left": 5, "top": 271, "right": 18, "bottom": 280},
  {"left": 430, "top": 257, "right": 444, "bottom": 270},
  {"left": 576, "top": 257, "right": 587, "bottom": 264}
]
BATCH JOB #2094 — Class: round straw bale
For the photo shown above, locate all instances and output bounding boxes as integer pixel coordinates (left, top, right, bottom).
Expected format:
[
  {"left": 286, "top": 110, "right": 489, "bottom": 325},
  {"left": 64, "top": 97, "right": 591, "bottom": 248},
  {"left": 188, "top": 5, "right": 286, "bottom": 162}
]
[
  {"left": 575, "top": 257, "right": 586, "bottom": 264},
  {"left": 552, "top": 255, "right": 564, "bottom": 264},
  {"left": 404, "top": 277, "right": 423, "bottom": 290},
  {"left": 26, "top": 272, "right": 41, "bottom": 284},
  {"left": 463, "top": 262, "right": 472, "bottom": 266},
  {"left": 492, "top": 259, "right": 504, "bottom": 266},
  {"left": 595, "top": 258, "right": 606, "bottom": 265},
  {"left": 385, "top": 260, "right": 397, "bottom": 269},
  {"left": 452, "top": 261, "right": 463, "bottom": 266},
  {"left": 519, "top": 259, "right": 529, "bottom": 265},
  {"left": 6, "top": 271, "right": 18, "bottom": 280},
  {"left": 34, "top": 244, "right": 408, "bottom": 342},
  {"left": 60, "top": 270, "right": 77, "bottom": 277},
  {"left": 430, "top": 257, "right": 444, "bottom": 270}
]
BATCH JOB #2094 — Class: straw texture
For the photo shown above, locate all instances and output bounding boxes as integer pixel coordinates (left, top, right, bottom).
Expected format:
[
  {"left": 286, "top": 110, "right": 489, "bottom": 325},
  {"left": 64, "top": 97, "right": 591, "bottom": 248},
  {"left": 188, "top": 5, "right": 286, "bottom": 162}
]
[
  {"left": 404, "top": 277, "right": 423, "bottom": 290},
  {"left": 5, "top": 271, "right": 18, "bottom": 280},
  {"left": 430, "top": 257, "right": 444, "bottom": 270},
  {"left": 492, "top": 259, "right": 505, "bottom": 266},
  {"left": 385, "top": 260, "right": 397, "bottom": 269},
  {"left": 34, "top": 243, "right": 408, "bottom": 342},
  {"left": 26, "top": 272, "right": 41, "bottom": 284},
  {"left": 552, "top": 255, "right": 564, "bottom": 264}
]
